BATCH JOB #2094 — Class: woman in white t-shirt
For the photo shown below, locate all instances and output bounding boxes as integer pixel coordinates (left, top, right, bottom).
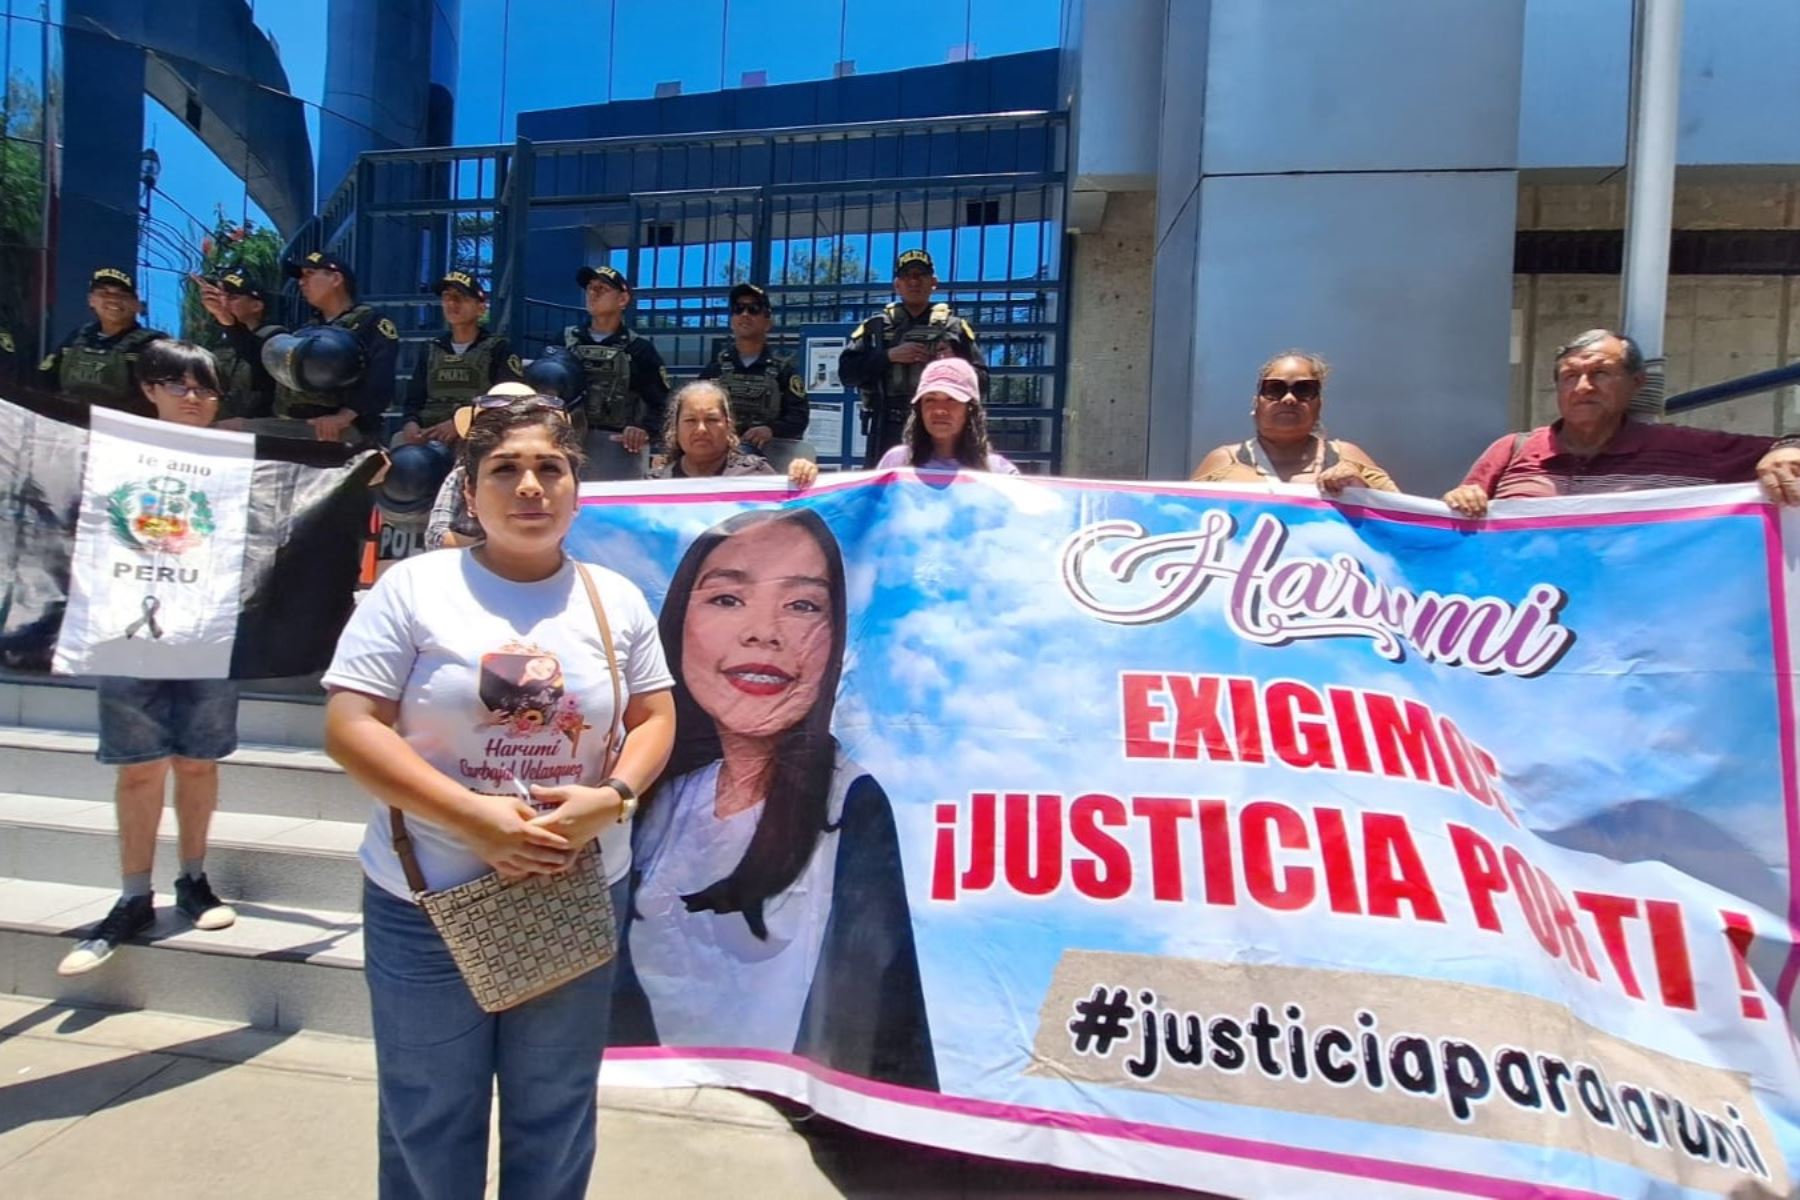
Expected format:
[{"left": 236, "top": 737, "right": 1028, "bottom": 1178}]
[
  {"left": 322, "top": 395, "right": 676, "bottom": 1200},
  {"left": 610, "top": 508, "right": 938, "bottom": 1090},
  {"left": 873, "top": 356, "right": 1020, "bottom": 475}
]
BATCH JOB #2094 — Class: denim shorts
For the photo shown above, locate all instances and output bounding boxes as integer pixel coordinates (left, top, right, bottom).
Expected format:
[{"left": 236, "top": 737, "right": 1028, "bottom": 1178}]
[{"left": 95, "top": 677, "right": 241, "bottom": 765}]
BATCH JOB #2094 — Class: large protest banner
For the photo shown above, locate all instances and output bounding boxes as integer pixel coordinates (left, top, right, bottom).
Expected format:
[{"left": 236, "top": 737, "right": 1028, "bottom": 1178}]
[{"left": 571, "top": 472, "right": 1800, "bottom": 1200}]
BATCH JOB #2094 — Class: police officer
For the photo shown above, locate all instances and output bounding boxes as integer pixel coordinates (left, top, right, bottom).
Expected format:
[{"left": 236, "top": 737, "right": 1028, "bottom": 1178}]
[
  {"left": 196, "top": 269, "right": 285, "bottom": 425},
  {"left": 38, "top": 268, "right": 168, "bottom": 416},
  {"left": 565, "top": 264, "right": 670, "bottom": 480},
  {"left": 696, "top": 282, "right": 808, "bottom": 449},
  {"left": 397, "top": 271, "right": 523, "bottom": 447},
  {"left": 0, "top": 325, "right": 18, "bottom": 395},
  {"left": 278, "top": 249, "right": 398, "bottom": 443},
  {"left": 838, "top": 248, "right": 985, "bottom": 467}
]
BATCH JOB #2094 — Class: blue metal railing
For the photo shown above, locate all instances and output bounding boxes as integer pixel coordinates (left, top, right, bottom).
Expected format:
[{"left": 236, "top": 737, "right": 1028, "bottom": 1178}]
[{"left": 1665, "top": 363, "right": 1800, "bottom": 415}]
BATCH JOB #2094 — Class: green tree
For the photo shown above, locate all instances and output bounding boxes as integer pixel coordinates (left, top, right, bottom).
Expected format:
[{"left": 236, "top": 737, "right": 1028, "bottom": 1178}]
[
  {"left": 715, "top": 238, "right": 866, "bottom": 286},
  {"left": 179, "top": 215, "right": 284, "bottom": 343},
  {"left": 0, "top": 71, "right": 48, "bottom": 344}
]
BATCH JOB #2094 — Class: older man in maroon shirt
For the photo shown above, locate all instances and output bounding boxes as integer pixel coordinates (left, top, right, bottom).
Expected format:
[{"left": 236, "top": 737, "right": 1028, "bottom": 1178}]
[{"left": 1444, "top": 329, "right": 1800, "bottom": 517}]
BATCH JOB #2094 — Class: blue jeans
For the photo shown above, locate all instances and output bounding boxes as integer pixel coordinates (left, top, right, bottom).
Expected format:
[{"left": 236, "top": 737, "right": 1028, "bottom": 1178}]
[{"left": 362, "top": 876, "right": 627, "bottom": 1200}]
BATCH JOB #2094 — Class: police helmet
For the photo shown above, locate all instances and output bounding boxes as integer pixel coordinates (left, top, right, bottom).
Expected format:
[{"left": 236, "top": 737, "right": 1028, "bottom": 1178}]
[
  {"left": 261, "top": 327, "right": 366, "bottom": 394},
  {"left": 377, "top": 441, "right": 454, "bottom": 517},
  {"left": 522, "top": 348, "right": 585, "bottom": 409}
]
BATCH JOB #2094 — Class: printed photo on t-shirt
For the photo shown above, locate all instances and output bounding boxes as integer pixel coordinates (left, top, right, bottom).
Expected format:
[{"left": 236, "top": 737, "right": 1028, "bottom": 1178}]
[{"left": 477, "top": 640, "right": 590, "bottom": 752}]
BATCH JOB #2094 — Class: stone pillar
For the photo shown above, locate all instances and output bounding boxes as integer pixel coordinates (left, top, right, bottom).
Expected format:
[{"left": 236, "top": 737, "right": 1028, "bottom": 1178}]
[{"left": 1146, "top": 0, "right": 1529, "bottom": 493}]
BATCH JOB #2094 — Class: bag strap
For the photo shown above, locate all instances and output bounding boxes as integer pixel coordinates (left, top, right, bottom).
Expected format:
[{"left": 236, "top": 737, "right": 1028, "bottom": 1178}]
[
  {"left": 388, "top": 560, "right": 626, "bottom": 896},
  {"left": 576, "top": 562, "right": 625, "bottom": 776}
]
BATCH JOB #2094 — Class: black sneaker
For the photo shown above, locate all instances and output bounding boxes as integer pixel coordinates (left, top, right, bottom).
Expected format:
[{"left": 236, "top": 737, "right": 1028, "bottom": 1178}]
[
  {"left": 175, "top": 873, "right": 237, "bottom": 931},
  {"left": 57, "top": 893, "right": 155, "bottom": 976}
]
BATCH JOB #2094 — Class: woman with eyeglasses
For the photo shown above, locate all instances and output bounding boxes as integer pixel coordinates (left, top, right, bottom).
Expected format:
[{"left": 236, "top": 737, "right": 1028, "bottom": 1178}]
[
  {"left": 1188, "top": 350, "right": 1398, "bottom": 494},
  {"left": 324, "top": 394, "right": 678, "bottom": 1198},
  {"left": 650, "top": 380, "right": 818, "bottom": 486}
]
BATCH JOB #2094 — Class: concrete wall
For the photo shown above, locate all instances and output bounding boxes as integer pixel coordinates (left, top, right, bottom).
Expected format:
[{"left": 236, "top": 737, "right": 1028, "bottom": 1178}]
[
  {"left": 1512, "top": 179, "right": 1800, "bottom": 436},
  {"left": 1063, "top": 192, "right": 1155, "bottom": 478}
]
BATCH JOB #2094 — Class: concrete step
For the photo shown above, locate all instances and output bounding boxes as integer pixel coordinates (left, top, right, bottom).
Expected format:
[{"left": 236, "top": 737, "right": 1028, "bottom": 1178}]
[
  {"left": 0, "top": 876, "right": 368, "bottom": 1037},
  {"left": 0, "top": 675, "right": 326, "bottom": 748},
  {"left": 0, "top": 793, "right": 364, "bottom": 911},
  {"left": 0, "top": 726, "right": 367, "bottom": 821}
]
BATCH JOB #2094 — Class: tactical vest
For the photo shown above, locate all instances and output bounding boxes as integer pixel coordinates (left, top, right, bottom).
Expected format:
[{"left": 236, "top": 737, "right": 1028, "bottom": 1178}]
[
  {"left": 275, "top": 305, "right": 375, "bottom": 418},
  {"left": 565, "top": 325, "right": 640, "bottom": 430},
  {"left": 213, "top": 324, "right": 284, "bottom": 421},
  {"left": 881, "top": 302, "right": 959, "bottom": 406},
  {"left": 418, "top": 336, "right": 496, "bottom": 426},
  {"left": 58, "top": 326, "right": 160, "bottom": 408},
  {"left": 717, "top": 349, "right": 784, "bottom": 429}
]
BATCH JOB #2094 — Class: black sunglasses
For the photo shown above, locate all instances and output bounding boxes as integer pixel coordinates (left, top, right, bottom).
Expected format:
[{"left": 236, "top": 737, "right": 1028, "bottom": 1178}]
[
  {"left": 1258, "top": 378, "right": 1322, "bottom": 402},
  {"left": 731, "top": 303, "right": 768, "bottom": 316},
  {"left": 453, "top": 394, "right": 571, "bottom": 438}
]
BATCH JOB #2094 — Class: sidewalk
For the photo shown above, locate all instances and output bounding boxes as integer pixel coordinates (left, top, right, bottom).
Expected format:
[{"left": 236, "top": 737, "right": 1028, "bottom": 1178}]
[{"left": 0, "top": 996, "right": 1189, "bottom": 1199}]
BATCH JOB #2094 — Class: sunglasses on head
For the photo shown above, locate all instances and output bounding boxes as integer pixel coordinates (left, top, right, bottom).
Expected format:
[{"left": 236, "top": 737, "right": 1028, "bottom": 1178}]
[
  {"left": 731, "top": 303, "right": 768, "bottom": 316},
  {"left": 453, "top": 394, "right": 571, "bottom": 438},
  {"left": 1258, "top": 378, "right": 1322, "bottom": 402}
]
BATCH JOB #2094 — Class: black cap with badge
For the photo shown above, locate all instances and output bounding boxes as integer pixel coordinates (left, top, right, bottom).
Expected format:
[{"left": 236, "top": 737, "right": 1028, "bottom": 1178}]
[
  {"left": 894, "top": 248, "right": 934, "bottom": 275},
  {"left": 283, "top": 249, "right": 357, "bottom": 289},
  {"left": 218, "top": 270, "right": 266, "bottom": 302},
  {"left": 575, "top": 265, "right": 629, "bottom": 291},
  {"left": 88, "top": 267, "right": 137, "bottom": 294},
  {"left": 433, "top": 270, "right": 487, "bottom": 301},
  {"left": 728, "top": 282, "right": 770, "bottom": 310}
]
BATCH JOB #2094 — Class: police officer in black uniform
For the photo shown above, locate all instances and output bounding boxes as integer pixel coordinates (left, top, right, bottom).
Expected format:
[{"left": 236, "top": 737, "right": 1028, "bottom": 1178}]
[
  {"left": 397, "top": 271, "right": 523, "bottom": 447},
  {"left": 196, "top": 269, "right": 285, "bottom": 425},
  {"left": 278, "top": 249, "right": 398, "bottom": 444},
  {"left": 38, "top": 268, "right": 169, "bottom": 417},
  {"left": 838, "top": 248, "right": 985, "bottom": 467},
  {"left": 696, "top": 282, "right": 808, "bottom": 449},
  {"left": 564, "top": 264, "right": 670, "bottom": 480}
]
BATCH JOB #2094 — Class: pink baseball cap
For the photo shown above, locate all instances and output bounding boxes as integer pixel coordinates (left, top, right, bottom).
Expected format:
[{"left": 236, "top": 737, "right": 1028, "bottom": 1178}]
[{"left": 914, "top": 357, "right": 980, "bottom": 405}]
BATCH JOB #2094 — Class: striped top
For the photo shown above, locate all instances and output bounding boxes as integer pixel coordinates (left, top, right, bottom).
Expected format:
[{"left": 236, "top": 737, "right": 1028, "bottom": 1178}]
[{"left": 1461, "top": 420, "right": 1783, "bottom": 500}]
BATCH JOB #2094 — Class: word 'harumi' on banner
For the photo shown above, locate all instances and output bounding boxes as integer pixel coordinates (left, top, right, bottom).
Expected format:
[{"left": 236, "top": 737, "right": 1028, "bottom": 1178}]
[{"left": 1060, "top": 508, "right": 1576, "bottom": 677}]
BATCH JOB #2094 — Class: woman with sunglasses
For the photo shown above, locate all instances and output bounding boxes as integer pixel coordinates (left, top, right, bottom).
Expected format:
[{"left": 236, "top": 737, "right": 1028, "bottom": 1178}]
[
  {"left": 324, "top": 394, "right": 677, "bottom": 1198},
  {"left": 425, "top": 382, "right": 545, "bottom": 549},
  {"left": 1189, "top": 350, "right": 1398, "bottom": 494}
]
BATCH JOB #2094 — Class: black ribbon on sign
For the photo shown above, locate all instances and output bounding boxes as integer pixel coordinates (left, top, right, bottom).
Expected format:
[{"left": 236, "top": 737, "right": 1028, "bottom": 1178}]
[{"left": 124, "top": 596, "right": 164, "bottom": 640}]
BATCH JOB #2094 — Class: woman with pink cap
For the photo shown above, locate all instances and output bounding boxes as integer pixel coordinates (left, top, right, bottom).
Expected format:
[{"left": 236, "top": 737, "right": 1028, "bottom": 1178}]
[{"left": 874, "top": 357, "right": 1020, "bottom": 475}]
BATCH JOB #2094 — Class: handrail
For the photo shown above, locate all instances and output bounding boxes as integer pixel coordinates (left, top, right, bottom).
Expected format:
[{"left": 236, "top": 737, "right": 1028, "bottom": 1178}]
[{"left": 1664, "top": 363, "right": 1800, "bottom": 414}]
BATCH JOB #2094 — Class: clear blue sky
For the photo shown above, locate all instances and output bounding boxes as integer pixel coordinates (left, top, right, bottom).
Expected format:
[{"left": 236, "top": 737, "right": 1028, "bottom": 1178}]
[{"left": 137, "top": 0, "right": 1060, "bottom": 329}]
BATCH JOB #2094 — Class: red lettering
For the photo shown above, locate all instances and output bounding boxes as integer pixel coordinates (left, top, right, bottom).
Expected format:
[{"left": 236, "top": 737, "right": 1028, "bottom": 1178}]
[
  {"left": 1449, "top": 823, "right": 1507, "bottom": 932},
  {"left": 1002, "top": 793, "right": 1062, "bottom": 897},
  {"left": 1503, "top": 847, "right": 1560, "bottom": 957},
  {"left": 1242, "top": 800, "right": 1314, "bottom": 911},
  {"left": 1363, "top": 812, "right": 1444, "bottom": 922},
  {"left": 1645, "top": 899, "right": 1696, "bottom": 1010},
  {"left": 1312, "top": 807, "right": 1362, "bottom": 914},
  {"left": 1536, "top": 868, "right": 1598, "bottom": 979},
  {"left": 1267, "top": 681, "right": 1336, "bottom": 770},
  {"left": 1364, "top": 692, "right": 1453, "bottom": 787},
  {"left": 1228, "top": 677, "right": 1265, "bottom": 764},
  {"left": 1069, "top": 794, "right": 1132, "bottom": 900},
  {"left": 1575, "top": 891, "right": 1645, "bottom": 999},
  {"left": 961, "top": 792, "right": 996, "bottom": 892},
  {"left": 1326, "top": 685, "right": 1372, "bottom": 774},
  {"left": 1121, "top": 674, "right": 1170, "bottom": 759},
  {"left": 1131, "top": 796, "right": 1194, "bottom": 901},
  {"left": 932, "top": 802, "right": 959, "bottom": 901},
  {"left": 1196, "top": 797, "right": 1236, "bottom": 906},
  {"left": 1167, "top": 674, "right": 1233, "bottom": 762}
]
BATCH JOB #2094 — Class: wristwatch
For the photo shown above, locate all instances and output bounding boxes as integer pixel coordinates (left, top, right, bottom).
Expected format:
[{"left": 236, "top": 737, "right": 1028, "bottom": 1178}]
[{"left": 603, "top": 776, "right": 638, "bottom": 824}]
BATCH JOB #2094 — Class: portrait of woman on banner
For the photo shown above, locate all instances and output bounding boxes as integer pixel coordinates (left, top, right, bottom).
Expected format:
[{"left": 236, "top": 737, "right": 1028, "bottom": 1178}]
[{"left": 612, "top": 508, "right": 937, "bottom": 1091}]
